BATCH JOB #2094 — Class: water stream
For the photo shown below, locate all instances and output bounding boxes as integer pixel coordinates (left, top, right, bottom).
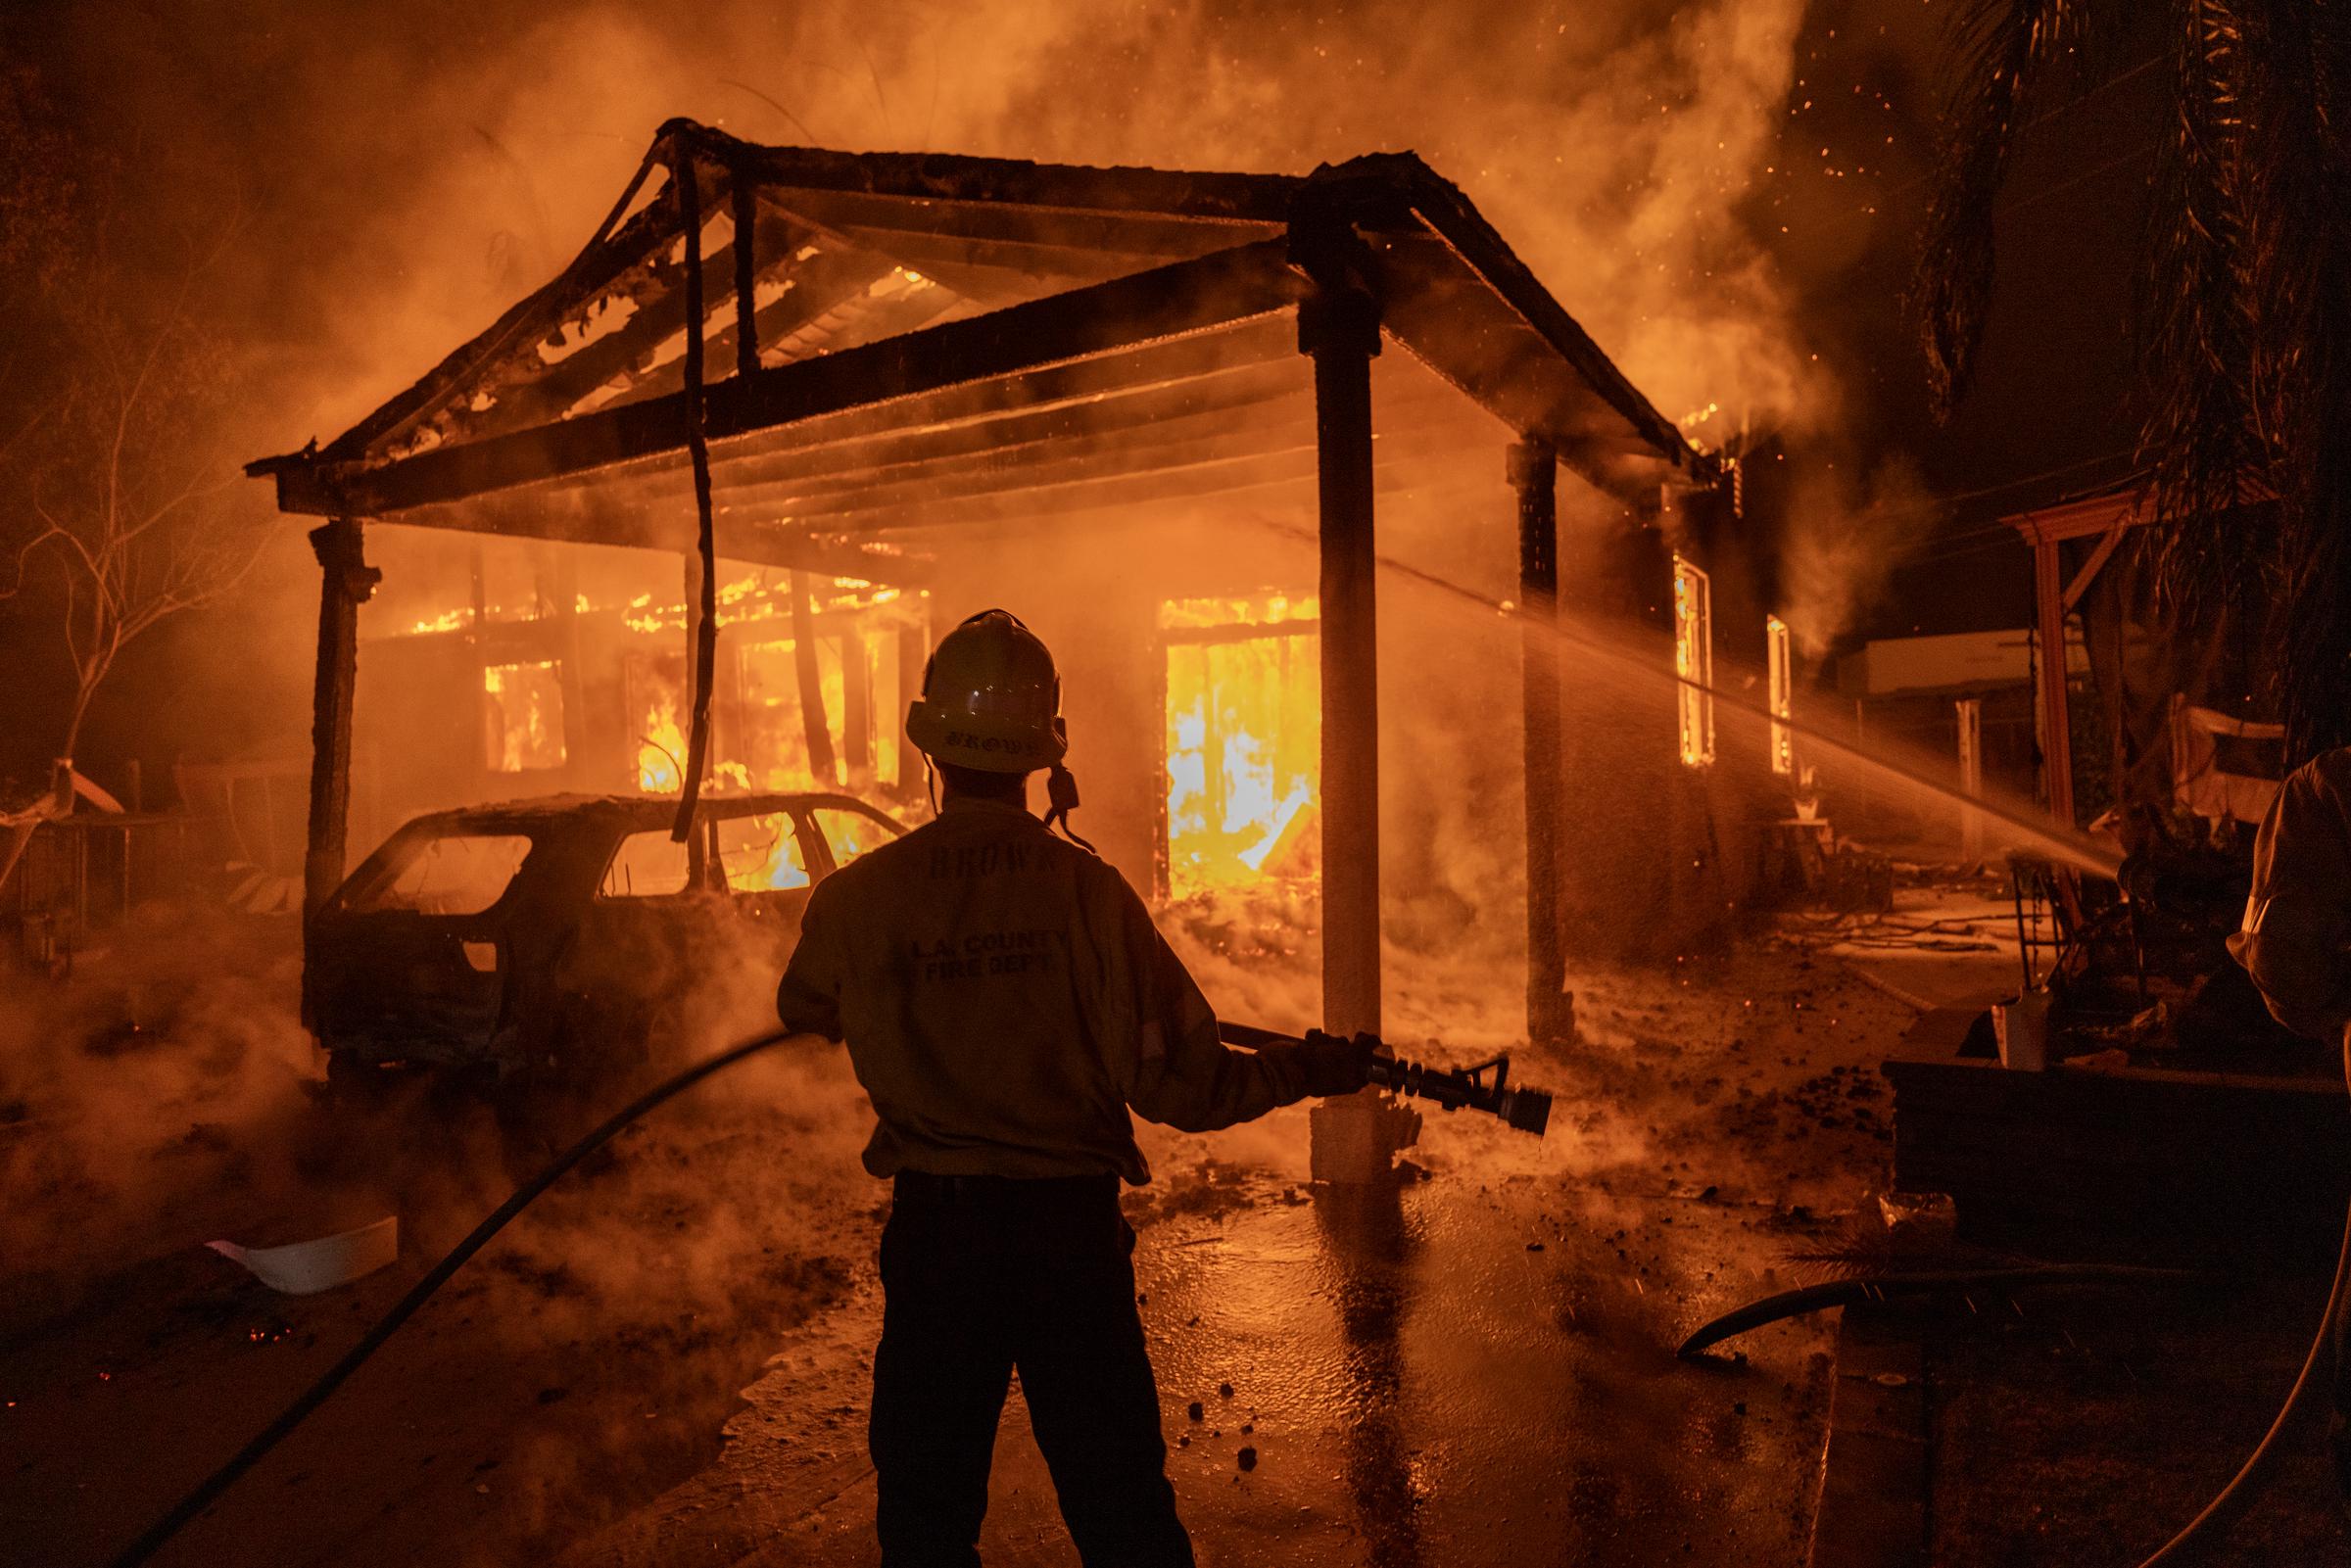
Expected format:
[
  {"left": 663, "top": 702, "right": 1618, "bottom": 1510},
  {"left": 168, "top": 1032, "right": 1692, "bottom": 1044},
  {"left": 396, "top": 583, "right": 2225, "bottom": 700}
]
[{"left": 1358, "top": 542, "right": 2124, "bottom": 879}]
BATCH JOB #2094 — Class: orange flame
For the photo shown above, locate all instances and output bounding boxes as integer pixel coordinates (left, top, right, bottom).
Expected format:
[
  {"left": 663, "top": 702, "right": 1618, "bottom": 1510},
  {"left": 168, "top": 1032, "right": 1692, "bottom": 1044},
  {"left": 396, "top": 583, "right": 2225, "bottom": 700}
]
[{"left": 1162, "top": 594, "right": 1320, "bottom": 896}]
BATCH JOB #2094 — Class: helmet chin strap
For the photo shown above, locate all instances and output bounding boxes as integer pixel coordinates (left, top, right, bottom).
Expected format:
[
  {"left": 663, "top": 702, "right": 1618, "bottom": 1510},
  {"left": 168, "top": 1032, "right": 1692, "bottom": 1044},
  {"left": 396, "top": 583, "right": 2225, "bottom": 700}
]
[{"left": 1043, "top": 762, "right": 1098, "bottom": 854}]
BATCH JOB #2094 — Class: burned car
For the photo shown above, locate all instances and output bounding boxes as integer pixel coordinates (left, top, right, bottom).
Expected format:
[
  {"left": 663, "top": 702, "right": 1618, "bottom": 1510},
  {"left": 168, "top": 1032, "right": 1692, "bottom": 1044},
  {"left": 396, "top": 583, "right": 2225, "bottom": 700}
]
[{"left": 309, "top": 791, "right": 903, "bottom": 1092}]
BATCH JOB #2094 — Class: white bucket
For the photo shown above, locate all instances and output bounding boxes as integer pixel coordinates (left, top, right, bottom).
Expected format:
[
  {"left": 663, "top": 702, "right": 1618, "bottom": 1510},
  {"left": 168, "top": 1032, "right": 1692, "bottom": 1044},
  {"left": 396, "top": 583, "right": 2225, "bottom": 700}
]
[{"left": 1993, "top": 992, "right": 2051, "bottom": 1071}]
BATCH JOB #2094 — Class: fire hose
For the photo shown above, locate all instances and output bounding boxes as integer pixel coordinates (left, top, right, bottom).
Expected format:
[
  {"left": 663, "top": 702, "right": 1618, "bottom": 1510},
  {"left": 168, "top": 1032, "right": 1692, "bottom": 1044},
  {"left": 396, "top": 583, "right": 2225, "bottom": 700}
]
[
  {"left": 1674, "top": 1037, "right": 2351, "bottom": 1566},
  {"left": 1218, "top": 1021, "right": 1555, "bottom": 1136},
  {"left": 105, "top": 1020, "right": 1547, "bottom": 1567}
]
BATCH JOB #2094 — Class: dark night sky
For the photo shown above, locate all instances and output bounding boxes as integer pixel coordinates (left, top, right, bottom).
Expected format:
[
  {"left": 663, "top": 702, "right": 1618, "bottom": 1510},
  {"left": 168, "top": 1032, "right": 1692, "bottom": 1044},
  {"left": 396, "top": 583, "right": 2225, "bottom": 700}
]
[{"left": 0, "top": 0, "right": 2165, "bottom": 796}]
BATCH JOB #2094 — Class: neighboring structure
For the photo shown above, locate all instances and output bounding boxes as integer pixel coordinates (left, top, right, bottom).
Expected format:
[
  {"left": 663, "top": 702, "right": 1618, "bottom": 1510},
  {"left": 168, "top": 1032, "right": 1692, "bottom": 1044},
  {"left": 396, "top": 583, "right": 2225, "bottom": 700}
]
[
  {"left": 2002, "top": 486, "right": 2282, "bottom": 831},
  {"left": 249, "top": 120, "right": 1750, "bottom": 1110}
]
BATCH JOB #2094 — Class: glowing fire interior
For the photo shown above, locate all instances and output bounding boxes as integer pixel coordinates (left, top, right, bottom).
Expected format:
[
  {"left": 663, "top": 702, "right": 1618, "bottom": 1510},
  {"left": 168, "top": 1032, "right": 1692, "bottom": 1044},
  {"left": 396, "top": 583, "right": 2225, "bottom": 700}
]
[
  {"left": 482, "top": 661, "right": 565, "bottom": 773},
  {"left": 716, "top": 812, "right": 810, "bottom": 891},
  {"left": 386, "top": 543, "right": 918, "bottom": 799},
  {"left": 1161, "top": 594, "right": 1320, "bottom": 896},
  {"left": 627, "top": 630, "right": 906, "bottom": 795},
  {"left": 1766, "top": 612, "right": 1794, "bottom": 776},
  {"left": 1673, "top": 555, "right": 1715, "bottom": 769}
]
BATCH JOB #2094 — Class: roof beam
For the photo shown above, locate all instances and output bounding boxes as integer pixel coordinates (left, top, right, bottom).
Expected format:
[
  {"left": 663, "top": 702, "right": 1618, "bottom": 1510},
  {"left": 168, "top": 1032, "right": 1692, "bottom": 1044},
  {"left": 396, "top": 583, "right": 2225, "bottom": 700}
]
[
  {"left": 372, "top": 478, "right": 936, "bottom": 587},
  {"left": 600, "top": 280, "right": 965, "bottom": 415},
  {"left": 1386, "top": 177, "right": 1694, "bottom": 470},
  {"left": 486, "top": 214, "right": 856, "bottom": 432},
  {"left": 264, "top": 238, "right": 1309, "bottom": 520},
  {"left": 682, "top": 355, "right": 1308, "bottom": 497},
  {"left": 712, "top": 383, "right": 1470, "bottom": 519},
  {"left": 323, "top": 159, "right": 723, "bottom": 462},
  {"left": 496, "top": 312, "right": 1302, "bottom": 520},
  {"left": 743, "top": 422, "right": 1477, "bottom": 538},
  {"left": 822, "top": 222, "right": 1178, "bottom": 284}
]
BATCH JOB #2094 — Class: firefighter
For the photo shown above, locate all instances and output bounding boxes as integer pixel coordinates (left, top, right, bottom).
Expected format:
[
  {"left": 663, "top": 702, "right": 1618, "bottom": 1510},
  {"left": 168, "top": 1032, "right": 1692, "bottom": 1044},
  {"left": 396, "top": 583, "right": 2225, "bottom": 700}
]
[
  {"left": 2230, "top": 743, "right": 2351, "bottom": 1494},
  {"left": 778, "top": 608, "right": 1372, "bottom": 1567}
]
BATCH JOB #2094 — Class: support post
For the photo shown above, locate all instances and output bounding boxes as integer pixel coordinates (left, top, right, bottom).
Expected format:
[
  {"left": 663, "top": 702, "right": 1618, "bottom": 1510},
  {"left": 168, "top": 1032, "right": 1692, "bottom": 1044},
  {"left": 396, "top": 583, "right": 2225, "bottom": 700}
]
[
  {"left": 683, "top": 546, "right": 706, "bottom": 764},
  {"left": 1300, "top": 277, "right": 1414, "bottom": 1182},
  {"left": 1302, "top": 284, "right": 1381, "bottom": 1039},
  {"left": 2032, "top": 538, "right": 2076, "bottom": 827},
  {"left": 1511, "top": 440, "right": 1572, "bottom": 1046},
  {"left": 1956, "top": 696, "right": 1985, "bottom": 860},
  {"left": 304, "top": 517, "right": 380, "bottom": 927}
]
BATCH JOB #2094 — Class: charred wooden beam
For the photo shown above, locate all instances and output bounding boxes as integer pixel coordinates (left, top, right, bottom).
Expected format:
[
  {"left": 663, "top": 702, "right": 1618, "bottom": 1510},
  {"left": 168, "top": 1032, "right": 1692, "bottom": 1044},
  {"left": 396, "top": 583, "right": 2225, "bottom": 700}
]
[
  {"left": 1511, "top": 440, "right": 1571, "bottom": 1046},
  {"left": 1378, "top": 236, "right": 1678, "bottom": 504},
  {"left": 832, "top": 460, "right": 1498, "bottom": 563},
  {"left": 707, "top": 381, "right": 1466, "bottom": 518},
  {"left": 725, "top": 400, "right": 1319, "bottom": 515},
  {"left": 267, "top": 239, "right": 1308, "bottom": 520},
  {"left": 303, "top": 518, "right": 381, "bottom": 931},
  {"left": 820, "top": 223, "right": 1178, "bottom": 285},
  {"left": 320, "top": 160, "right": 696, "bottom": 462},
  {"left": 1389, "top": 180, "right": 1693, "bottom": 467},
  {"left": 735, "top": 406, "right": 1479, "bottom": 529},
  {"left": 603, "top": 283, "right": 965, "bottom": 416},
  {"left": 663, "top": 355, "right": 1309, "bottom": 499},
  {"left": 744, "top": 163, "right": 1289, "bottom": 248},
  {"left": 742, "top": 418, "right": 1475, "bottom": 539},
  {"left": 1299, "top": 277, "right": 1383, "bottom": 1044},
  {"left": 733, "top": 176, "right": 761, "bottom": 381},
  {"left": 381, "top": 478, "right": 937, "bottom": 586},
  {"left": 487, "top": 210, "right": 818, "bottom": 432}
]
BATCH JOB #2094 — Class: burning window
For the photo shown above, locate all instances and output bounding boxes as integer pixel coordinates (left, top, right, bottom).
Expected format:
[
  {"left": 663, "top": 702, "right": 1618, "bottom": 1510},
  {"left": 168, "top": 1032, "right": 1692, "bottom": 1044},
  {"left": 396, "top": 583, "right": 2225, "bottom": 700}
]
[
  {"left": 1766, "top": 613, "right": 1794, "bottom": 775},
  {"left": 740, "top": 637, "right": 851, "bottom": 788},
  {"left": 1672, "top": 556, "right": 1714, "bottom": 769},
  {"left": 479, "top": 539, "right": 552, "bottom": 624},
  {"left": 626, "top": 653, "right": 691, "bottom": 793},
  {"left": 1161, "top": 594, "right": 1320, "bottom": 897},
  {"left": 482, "top": 661, "right": 567, "bottom": 773}
]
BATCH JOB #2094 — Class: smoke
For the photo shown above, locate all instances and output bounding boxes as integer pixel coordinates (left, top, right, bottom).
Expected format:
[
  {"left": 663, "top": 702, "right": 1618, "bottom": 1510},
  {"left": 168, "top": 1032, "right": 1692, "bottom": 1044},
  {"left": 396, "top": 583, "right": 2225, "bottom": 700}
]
[
  {"left": 19, "top": 0, "right": 1825, "bottom": 461},
  {"left": 1776, "top": 454, "right": 1941, "bottom": 660},
  {"left": 0, "top": 895, "right": 889, "bottom": 1560}
]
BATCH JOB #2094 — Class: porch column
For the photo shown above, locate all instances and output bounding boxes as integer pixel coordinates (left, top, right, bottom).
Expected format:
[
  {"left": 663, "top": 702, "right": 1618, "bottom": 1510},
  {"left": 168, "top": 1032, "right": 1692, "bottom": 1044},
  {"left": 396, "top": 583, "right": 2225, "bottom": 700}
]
[
  {"left": 2031, "top": 536, "right": 2076, "bottom": 827},
  {"left": 1956, "top": 696, "right": 1985, "bottom": 859},
  {"left": 1300, "top": 284, "right": 1382, "bottom": 1039},
  {"left": 304, "top": 517, "right": 380, "bottom": 920},
  {"left": 1301, "top": 278, "right": 1414, "bottom": 1184},
  {"left": 1511, "top": 441, "right": 1572, "bottom": 1045}
]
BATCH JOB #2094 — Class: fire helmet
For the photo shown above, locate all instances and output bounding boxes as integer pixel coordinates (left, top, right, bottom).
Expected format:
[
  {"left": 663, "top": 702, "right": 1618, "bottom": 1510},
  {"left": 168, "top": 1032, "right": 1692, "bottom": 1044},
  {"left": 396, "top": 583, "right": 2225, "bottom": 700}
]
[{"left": 905, "top": 609, "right": 1068, "bottom": 774}]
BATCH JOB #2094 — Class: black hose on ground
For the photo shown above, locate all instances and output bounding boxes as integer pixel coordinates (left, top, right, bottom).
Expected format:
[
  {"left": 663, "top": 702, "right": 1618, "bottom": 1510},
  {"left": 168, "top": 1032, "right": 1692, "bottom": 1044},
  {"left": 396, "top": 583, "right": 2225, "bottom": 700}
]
[
  {"left": 1680, "top": 1034, "right": 2351, "bottom": 1564},
  {"left": 1674, "top": 1264, "right": 2195, "bottom": 1359},
  {"left": 105, "top": 1026, "right": 804, "bottom": 1568}
]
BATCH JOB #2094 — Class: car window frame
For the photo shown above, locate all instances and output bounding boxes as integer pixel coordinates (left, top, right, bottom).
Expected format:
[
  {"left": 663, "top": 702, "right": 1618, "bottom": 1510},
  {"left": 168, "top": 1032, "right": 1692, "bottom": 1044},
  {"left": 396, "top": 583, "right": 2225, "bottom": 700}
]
[
  {"left": 593, "top": 821, "right": 706, "bottom": 902},
  {"left": 329, "top": 823, "right": 543, "bottom": 920},
  {"left": 803, "top": 799, "right": 905, "bottom": 877},
  {"left": 706, "top": 802, "right": 824, "bottom": 896}
]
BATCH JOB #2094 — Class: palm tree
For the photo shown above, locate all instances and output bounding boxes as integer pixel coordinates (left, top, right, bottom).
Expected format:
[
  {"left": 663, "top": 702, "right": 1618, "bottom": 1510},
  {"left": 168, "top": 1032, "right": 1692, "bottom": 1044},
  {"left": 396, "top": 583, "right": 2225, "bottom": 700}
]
[{"left": 1915, "top": 0, "right": 2351, "bottom": 767}]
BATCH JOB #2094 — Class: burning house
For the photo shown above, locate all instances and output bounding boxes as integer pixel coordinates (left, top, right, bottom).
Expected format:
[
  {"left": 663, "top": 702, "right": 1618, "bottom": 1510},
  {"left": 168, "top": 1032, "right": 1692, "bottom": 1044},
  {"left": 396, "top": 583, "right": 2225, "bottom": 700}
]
[{"left": 248, "top": 119, "right": 1788, "bottom": 1076}]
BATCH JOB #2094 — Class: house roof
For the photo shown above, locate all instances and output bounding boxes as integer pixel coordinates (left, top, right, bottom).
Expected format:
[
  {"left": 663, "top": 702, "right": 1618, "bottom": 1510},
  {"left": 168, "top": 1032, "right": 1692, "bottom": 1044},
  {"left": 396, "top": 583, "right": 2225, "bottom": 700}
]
[{"left": 250, "top": 120, "right": 1707, "bottom": 580}]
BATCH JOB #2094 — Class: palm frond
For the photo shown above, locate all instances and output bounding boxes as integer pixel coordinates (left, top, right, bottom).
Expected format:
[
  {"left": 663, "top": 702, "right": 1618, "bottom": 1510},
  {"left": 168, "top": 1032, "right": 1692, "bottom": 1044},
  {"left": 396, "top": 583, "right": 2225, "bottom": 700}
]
[
  {"left": 2241, "top": 0, "right": 2351, "bottom": 754},
  {"left": 2138, "top": 1, "right": 2263, "bottom": 614},
  {"left": 1914, "top": 0, "right": 2126, "bottom": 416},
  {"left": 2138, "top": 0, "right": 2351, "bottom": 756}
]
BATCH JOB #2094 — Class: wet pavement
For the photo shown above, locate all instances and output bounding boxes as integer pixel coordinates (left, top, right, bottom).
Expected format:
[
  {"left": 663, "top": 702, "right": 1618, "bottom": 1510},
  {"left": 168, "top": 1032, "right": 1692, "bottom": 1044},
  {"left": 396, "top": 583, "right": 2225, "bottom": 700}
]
[
  {"left": 6, "top": 915, "right": 1919, "bottom": 1568},
  {"left": 567, "top": 1111, "right": 1856, "bottom": 1567}
]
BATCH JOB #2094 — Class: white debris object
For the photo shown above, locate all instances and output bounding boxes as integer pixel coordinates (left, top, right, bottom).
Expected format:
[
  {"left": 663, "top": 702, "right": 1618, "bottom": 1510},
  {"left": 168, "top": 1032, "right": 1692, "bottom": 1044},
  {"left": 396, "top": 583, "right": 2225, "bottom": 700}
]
[{"left": 208, "top": 1215, "right": 398, "bottom": 1294}]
